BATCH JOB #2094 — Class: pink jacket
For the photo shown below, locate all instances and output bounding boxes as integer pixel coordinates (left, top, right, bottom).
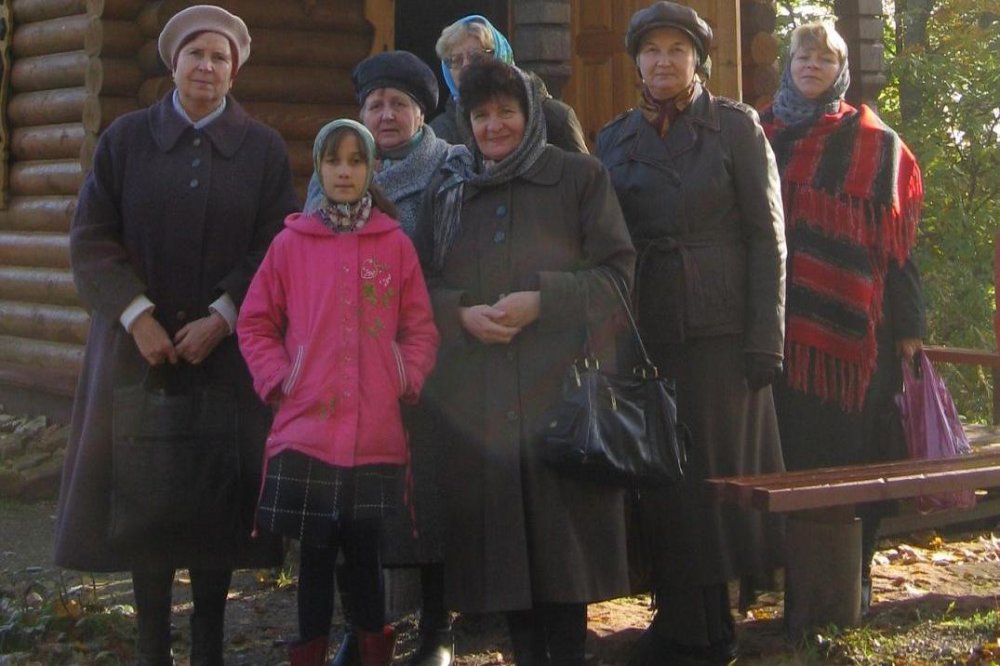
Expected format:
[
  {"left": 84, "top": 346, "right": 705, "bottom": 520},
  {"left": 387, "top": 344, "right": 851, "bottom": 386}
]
[{"left": 237, "top": 209, "right": 439, "bottom": 468}]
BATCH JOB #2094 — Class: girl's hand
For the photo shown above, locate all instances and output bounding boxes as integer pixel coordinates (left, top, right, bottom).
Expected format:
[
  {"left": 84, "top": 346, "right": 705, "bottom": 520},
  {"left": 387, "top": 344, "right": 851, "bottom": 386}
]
[
  {"left": 459, "top": 305, "right": 521, "bottom": 344},
  {"left": 491, "top": 291, "right": 541, "bottom": 329},
  {"left": 174, "top": 312, "right": 229, "bottom": 365},
  {"left": 132, "top": 312, "right": 178, "bottom": 366},
  {"left": 897, "top": 337, "right": 922, "bottom": 361}
]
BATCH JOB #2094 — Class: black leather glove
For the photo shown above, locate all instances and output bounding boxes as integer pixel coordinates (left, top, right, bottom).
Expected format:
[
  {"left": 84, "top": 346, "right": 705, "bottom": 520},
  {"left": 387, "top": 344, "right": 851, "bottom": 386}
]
[{"left": 745, "top": 353, "right": 782, "bottom": 391}]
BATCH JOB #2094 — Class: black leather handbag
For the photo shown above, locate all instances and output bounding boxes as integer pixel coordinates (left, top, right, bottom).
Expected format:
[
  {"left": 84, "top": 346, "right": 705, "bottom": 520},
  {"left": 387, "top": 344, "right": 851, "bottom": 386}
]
[
  {"left": 535, "top": 275, "right": 689, "bottom": 487},
  {"left": 108, "top": 365, "right": 241, "bottom": 547}
]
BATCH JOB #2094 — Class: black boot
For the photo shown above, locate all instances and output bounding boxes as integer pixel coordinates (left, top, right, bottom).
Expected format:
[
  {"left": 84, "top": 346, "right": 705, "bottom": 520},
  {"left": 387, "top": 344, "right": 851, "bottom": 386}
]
[
  {"left": 507, "top": 610, "right": 549, "bottom": 665},
  {"left": 189, "top": 568, "right": 231, "bottom": 666},
  {"left": 543, "top": 603, "right": 587, "bottom": 666},
  {"left": 132, "top": 569, "right": 175, "bottom": 666},
  {"left": 408, "top": 564, "right": 453, "bottom": 666},
  {"left": 330, "top": 560, "right": 361, "bottom": 666}
]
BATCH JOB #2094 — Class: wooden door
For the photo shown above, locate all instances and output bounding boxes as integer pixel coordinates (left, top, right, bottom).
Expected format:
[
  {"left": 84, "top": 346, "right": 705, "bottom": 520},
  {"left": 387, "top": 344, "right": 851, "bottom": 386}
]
[{"left": 564, "top": 0, "right": 742, "bottom": 147}]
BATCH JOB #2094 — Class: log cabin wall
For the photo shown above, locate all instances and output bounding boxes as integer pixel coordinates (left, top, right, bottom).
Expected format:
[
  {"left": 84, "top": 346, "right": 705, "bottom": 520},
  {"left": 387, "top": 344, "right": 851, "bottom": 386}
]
[{"left": 0, "top": 0, "right": 372, "bottom": 415}]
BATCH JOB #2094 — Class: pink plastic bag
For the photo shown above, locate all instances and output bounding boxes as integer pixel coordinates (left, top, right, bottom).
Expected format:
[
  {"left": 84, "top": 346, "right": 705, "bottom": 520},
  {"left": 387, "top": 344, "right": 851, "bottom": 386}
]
[{"left": 895, "top": 352, "right": 976, "bottom": 512}]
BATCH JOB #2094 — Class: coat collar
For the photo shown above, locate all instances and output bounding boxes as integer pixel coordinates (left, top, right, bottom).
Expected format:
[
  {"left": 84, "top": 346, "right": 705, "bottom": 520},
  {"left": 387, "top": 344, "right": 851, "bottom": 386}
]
[
  {"left": 463, "top": 145, "right": 563, "bottom": 201},
  {"left": 148, "top": 92, "right": 250, "bottom": 158},
  {"left": 610, "top": 84, "right": 721, "bottom": 165},
  {"left": 284, "top": 208, "right": 401, "bottom": 237}
]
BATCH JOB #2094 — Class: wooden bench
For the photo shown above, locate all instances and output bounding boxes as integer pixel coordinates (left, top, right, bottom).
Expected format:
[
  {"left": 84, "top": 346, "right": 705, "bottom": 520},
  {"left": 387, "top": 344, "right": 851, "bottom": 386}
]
[{"left": 707, "top": 452, "right": 1000, "bottom": 635}]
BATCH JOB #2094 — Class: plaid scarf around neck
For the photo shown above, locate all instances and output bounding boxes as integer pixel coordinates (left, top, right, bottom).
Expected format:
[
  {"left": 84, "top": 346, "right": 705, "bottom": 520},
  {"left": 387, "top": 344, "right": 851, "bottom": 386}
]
[
  {"left": 638, "top": 81, "right": 697, "bottom": 137},
  {"left": 316, "top": 191, "right": 373, "bottom": 233},
  {"left": 761, "top": 102, "right": 922, "bottom": 411}
]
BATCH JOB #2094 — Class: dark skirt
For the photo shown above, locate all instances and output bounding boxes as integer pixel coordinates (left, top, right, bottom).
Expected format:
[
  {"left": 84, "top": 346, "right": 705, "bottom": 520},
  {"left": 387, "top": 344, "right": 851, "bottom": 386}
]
[{"left": 257, "top": 450, "right": 402, "bottom": 548}]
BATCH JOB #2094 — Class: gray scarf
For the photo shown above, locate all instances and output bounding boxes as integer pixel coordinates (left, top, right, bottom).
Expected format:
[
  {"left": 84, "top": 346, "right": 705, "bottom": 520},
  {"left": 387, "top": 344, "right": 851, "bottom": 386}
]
[
  {"left": 432, "top": 67, "right": 547, "bottom": 271},
  {"left": 771, "top": 54, "right": 851, "bottom": 126}
]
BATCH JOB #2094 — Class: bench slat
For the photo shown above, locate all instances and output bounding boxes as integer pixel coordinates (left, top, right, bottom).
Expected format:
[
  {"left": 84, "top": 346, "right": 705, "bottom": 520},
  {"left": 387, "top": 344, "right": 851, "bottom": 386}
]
[
  {"left": 706, "top": 453, "right": 1000, "bottom": 513},
  {"left": 923, "top": 345, "right": 1000, "bottom": 367}
]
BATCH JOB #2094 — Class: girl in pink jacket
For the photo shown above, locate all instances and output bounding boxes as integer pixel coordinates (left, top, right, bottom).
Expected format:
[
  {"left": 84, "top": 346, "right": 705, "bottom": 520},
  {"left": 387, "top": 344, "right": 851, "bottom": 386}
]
[{"left": 238, "top": 119, "right": 439, "bottom": 666}]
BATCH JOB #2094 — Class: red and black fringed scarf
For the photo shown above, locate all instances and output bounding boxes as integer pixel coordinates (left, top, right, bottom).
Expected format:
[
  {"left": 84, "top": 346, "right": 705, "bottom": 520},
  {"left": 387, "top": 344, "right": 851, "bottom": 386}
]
[{"left": 760, "top": 102, "right": 923, "bottom": 411}]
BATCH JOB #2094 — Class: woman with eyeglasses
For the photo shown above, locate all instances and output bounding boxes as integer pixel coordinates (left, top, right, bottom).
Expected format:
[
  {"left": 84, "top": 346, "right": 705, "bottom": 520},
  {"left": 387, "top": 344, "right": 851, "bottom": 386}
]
[{"left": 430, "top": 14, "right": 588, "bottom": 154}]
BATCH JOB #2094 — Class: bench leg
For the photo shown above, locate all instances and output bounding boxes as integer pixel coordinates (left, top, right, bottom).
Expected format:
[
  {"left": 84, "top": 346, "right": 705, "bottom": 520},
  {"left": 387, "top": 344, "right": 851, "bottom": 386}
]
[{"left": 784, "top": 508, "right": 861, "bottom": 637}]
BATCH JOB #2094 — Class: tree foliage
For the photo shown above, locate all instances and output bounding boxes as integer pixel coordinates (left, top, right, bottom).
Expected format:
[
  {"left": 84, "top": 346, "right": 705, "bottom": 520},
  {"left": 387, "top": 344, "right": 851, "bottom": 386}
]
[{"left": 882, "top": 0, "right": 1000, "bottom": 421}]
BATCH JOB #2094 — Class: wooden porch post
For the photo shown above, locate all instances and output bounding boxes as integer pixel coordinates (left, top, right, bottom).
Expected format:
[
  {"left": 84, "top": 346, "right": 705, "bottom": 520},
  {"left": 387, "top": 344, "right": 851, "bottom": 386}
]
[
  {"left": 512, "top": 0, "right": 572, "bottom": 98},
  {"left": 834, "top": 0, "right": 886, "bottom": 108}
]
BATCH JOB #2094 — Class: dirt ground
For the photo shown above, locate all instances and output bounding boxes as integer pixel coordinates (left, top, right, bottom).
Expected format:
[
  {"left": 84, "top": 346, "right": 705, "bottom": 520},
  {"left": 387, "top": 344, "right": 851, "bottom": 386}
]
[{"left": 3, "top": 498, "right": 1000, "bottom": 664}]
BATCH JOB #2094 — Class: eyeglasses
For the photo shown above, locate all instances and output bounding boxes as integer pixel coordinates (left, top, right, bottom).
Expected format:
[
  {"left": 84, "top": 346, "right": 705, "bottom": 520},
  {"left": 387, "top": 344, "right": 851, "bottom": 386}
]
[{"left": 445, "top": 49, "right": 494, "bottom": 69}]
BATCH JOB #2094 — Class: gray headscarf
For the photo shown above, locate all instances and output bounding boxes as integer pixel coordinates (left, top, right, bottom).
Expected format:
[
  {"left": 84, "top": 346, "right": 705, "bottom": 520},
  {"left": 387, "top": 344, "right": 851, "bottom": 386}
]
[
  {"left": 432, "top": 65, "right": 547, "bottom": 271},
  {"left": 771, "top": 51, "right": 851, "bottom": 126}
]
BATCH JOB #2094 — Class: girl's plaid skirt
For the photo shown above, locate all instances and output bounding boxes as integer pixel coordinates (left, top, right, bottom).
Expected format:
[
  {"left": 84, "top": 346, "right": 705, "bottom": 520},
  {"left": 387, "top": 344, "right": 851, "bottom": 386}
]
[{"left": 256, "top": 450, "right": 402, "bottom": 547}]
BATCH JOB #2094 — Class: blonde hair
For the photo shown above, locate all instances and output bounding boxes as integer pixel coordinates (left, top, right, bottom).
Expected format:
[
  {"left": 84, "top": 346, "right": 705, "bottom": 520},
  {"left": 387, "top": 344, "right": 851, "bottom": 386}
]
[
  {"left": 789, "top": 21, "right": 849, "bottom": 64},
  {"left": 435, "top": 19, "right": 495, "bottom": 59}
]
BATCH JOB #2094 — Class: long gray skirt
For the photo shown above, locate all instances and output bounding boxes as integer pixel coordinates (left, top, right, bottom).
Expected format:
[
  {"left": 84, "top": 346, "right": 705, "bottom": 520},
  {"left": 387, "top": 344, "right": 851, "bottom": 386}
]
[{"left": 638, "top": 334, "right": 785, "bottom": 587}]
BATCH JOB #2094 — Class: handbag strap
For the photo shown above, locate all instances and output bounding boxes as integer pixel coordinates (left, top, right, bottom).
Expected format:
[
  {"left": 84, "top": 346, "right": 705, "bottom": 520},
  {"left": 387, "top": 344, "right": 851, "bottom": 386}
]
[{"left": 606, "top": 273, "right": 658, "bottom": 375}]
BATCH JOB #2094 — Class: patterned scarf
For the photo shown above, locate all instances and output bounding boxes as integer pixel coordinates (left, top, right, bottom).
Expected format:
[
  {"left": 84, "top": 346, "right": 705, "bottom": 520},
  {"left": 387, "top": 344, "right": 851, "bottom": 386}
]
[
  {"left": 771, "top": 53, "right": 851, "bottom": 127},
  {"left": 638, "top": 81, "right": 697, "bottom": 137},
  {"left": 316, "top": 192, "right": 373, "bottom": 233},
  {"left": 431, "top": 66, "right": 547, "bottom": 271},
  {"left": 761, "top": 102, "right": 923, "bottom": 411}
]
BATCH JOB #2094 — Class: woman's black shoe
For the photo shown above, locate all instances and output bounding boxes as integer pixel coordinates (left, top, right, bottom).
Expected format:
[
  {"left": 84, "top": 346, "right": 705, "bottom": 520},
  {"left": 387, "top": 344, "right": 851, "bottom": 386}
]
[
  {"left": 630, "top": 628, "right": 738, "bottom": 665},
  {"left": 407, "top": 627, "right": 454, "bottom": 666}
]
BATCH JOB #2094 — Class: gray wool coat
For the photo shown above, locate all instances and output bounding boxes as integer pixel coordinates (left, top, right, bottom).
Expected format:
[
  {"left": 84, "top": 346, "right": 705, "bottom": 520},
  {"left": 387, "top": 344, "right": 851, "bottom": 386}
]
[
  {"left": 415, "top": 145, "right": 636, "bottom": 613},
  {"left": 53, "top": 94, "right": 299, "bottom": 572}
]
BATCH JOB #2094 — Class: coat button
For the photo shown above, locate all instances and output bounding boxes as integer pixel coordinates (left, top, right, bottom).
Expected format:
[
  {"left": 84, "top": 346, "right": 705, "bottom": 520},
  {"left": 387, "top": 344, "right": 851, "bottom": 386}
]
[
  {"left": 493, "top": 230, "right": 506, "bottom": 244},
  {"left": 506, "top": 410, "right": 519, "bottom": 422},
  {"left": 192, "top": 158, "right": 201, "bottom": 167},
  {"left": 189, "top": 178, "right": 199, "bottom": 188},
  {"left": 506, "top": 349, "right": 516, "bottom": 361},
  {"left": 176, "top": 310, "right": 187, "bottom": 321},
  {"left": 193, "top": 137, "right": 202, "bottom": 146},
  {"left": 496, "top": 204, "right": 507, "bottom": 217}
]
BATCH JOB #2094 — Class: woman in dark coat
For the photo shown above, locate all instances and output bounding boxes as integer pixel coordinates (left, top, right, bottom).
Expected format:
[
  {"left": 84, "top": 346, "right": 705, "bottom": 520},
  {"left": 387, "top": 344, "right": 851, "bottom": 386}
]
[
  {"left": 52, "top": 6, "right": 298, "bottom": 664},
  {"left": 416, "top": 58, "right": 635, "bottom": 665},
  {"left": 430, "top": 14, "right": 589, "bottom": 154},
  {"left": 595, "top": 2, "right": 786, "bottom": 662},
  {"left": 760, "top": 21, "right": 924, "bottom": 614}
]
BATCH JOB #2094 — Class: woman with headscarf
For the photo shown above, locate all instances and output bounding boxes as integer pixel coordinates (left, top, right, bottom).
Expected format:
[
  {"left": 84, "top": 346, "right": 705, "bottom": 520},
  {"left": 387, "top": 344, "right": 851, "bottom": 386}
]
[
  {"left": 415, "top": 58, "right": 635, "bottom": 664},
  {"left": 595, "top": 2, "right": 786, "bottom": 662},
  {"left": 760, "top": 21, "right": 925, "bottom": 614},
  {"left": 53, "top": 6, "right": 297, "bottom": 664},
  {"left": 303, "top": 50, "right": 471, "bottom": 666},
  {"left": 431, "top": 14, "right": 589, "bottom": 154}
]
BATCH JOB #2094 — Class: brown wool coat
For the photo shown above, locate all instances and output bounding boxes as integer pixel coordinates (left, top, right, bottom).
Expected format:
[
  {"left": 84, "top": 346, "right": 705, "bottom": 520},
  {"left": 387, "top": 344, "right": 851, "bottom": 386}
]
[
  {"left": 53, "top": 94, "right": 299, "bottom": 572},
  {"left": 415, "top": 146, "right": 636, "bottom": 613}
]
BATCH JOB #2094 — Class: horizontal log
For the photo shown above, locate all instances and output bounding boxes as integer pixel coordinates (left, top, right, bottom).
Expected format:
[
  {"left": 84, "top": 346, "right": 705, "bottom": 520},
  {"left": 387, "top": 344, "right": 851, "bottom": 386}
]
[
  {"left": 286, "top": 140, "right": 313, "bottom": 177},
  {"left": 923, "top": 346, "right": 1000, "bottom": 367},
  {"left": 12, "top": 0, "right": 87, "bottom": 24},
  {"left": 742, "top": 2, "right": 777, "bottom": 34},
  {"left": 90, "top": 57, "right": 143, "bottom": 96},
  {"left": 83, "top": 95, "right": 140, "bottom": 133},
  {"left": 85, "top": 19, "right": 145, "bottom": 57},
  {"left": 0, "top": 267, "right": 79, "bottom": 306},
  {"left": 241, "top": 101, "right": 357, "bottom": 141},
  {"left": 248, "top": 28, "right": 371, "bottom": 68},
  {"left": 136, "top": 77, "right": 173, "bottom": 107},
  {"left": 11, "top": 51, "right": 95, "bottom": 93},
  {"left": 233, "top": 65, "right": 355, "bottom": 105},
  {"left": 137, "top": 0, "right": 369, "bottom": 37},
  {"left": 0, "top": 334, "right": 83, "bottom": 372},
  {"left": 10, "top": 160, "right": 85, "bottom": 197},
  {"left": 86, "top": 0, "right": 146, "bottom": 21},
  {"left": 136, "top": 40, "right": 169, "bottom": 76},
  {"left": 0, "top": 232, "right": 71, "bottom": 268},
  {"left": 0, "top": 360, "right": 79, "bottom": 398},
  {"left": 749, "top": 31, "right": 779, "bottom": 65},
  {"left": 12, "top": 14, "right": 89, "bottom": 58},
  {"left": 0, "top": 300, "right": 89, "bottom": 345},
  {"left": 9, "top": 88, "right": 88, "bottom": 127},
  {"left": 0, "top": 196, "right": 77, "bottom": 233},
  {"left": 11, "top": 123, "right": 86, "bottom": 161}
]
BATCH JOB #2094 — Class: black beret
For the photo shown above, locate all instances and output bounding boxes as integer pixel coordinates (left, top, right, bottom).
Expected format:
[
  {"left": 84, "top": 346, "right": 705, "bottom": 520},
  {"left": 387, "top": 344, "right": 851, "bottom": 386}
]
[
  {"left": 351, "top": 50, "right": 439, "bottom": 114},
  {"left": 625, "top": 1, "right": 713, "bottom": 60}
]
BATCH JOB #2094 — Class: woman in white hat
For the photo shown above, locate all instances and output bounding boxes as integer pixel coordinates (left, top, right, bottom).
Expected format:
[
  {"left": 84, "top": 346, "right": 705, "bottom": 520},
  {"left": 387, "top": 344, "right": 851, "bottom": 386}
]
[{"left": 53, "top": 6, "right": 298, "bottom": 665}]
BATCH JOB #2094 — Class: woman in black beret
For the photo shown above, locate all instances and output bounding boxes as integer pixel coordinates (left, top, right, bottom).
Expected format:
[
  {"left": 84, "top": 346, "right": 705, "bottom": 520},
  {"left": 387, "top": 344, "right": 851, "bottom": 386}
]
[{"left": 595, "top": 2, "right": 786, "bottom": 662}]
